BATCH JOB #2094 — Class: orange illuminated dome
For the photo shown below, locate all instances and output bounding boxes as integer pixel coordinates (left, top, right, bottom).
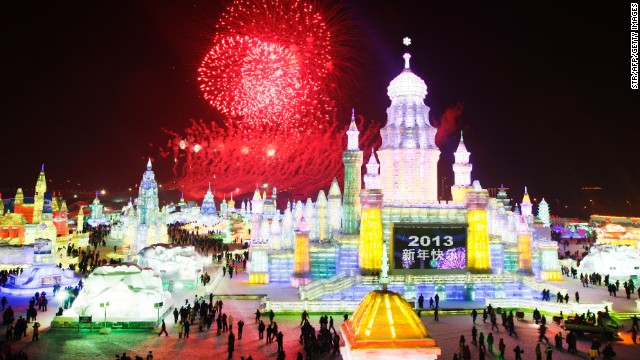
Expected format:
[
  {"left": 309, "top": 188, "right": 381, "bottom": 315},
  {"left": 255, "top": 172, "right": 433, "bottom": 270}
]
[{"left": 341, "top": 290, "right": 441, "bottom": 359}]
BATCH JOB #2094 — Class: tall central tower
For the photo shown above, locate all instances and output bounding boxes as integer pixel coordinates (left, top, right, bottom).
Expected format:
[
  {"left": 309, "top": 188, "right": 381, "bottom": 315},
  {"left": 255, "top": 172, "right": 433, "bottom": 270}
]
[
  {"left": 342, "top": 110, "right": 363, "bottom": 234},
  {"left": 377, "top": 52, "right": 440, "bottom": 205},
  {"left": 33, "top": 164, "right": 47, "bottom": 224}
]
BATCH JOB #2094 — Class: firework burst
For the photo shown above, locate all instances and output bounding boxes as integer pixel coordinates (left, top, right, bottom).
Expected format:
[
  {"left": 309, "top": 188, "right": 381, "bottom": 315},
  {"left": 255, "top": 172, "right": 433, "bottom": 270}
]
[{"left": 198, "top": 0, "right": 342, "bottom": 130}]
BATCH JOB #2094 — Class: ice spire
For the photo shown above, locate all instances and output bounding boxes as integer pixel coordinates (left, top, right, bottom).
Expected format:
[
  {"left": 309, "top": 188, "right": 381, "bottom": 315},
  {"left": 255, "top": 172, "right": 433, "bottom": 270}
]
[
  {"left": 346, "top": 109, "right": 359, "bottom": 151},
  {"left": 147, "top": 158, "right": 152, "bottom": 170}
]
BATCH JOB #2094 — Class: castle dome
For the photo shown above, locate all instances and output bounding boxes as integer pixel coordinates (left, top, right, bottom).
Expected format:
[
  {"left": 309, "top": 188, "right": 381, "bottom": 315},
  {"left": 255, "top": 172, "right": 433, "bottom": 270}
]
[{"left": 387, "top": 53, "right": 427, "bottom": 100}]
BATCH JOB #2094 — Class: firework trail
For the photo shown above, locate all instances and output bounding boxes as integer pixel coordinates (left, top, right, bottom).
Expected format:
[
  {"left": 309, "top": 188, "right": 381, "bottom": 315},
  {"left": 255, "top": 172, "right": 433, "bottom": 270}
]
[{"left": 161, "top": 114, "right": 381, "bottom": 200}]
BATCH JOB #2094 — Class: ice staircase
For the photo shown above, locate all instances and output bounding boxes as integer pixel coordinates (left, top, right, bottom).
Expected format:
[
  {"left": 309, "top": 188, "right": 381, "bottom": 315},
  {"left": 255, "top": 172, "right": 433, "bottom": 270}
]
[{"left": 298, "top": 271, "right": 355, "bottom": 300}]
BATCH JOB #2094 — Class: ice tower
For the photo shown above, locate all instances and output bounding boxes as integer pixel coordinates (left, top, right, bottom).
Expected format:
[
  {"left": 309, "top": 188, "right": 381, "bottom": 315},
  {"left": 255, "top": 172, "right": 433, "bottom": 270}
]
[
  {"left": 137, "top": 159, "right": 159, "bottom": 226},
  {"left": 451, "top": 132, "right": 472, "bottom": 203},
  {"left": 342, "top": 110, "right": 362, "bottom": 234},
  {"left": 32, "top": 164, "right": 46, "bottom": 224},
  {"left": 200, "top": 183, "right": 217, "bottom": 216},
  {"left": 328, "top": 178, "right": 342, "bottom": 232}
]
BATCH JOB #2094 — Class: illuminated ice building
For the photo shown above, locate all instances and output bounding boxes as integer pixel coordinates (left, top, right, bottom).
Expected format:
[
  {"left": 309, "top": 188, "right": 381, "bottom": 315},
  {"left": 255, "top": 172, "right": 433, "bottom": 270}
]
[
  {"left": 0, "top": 164, "right": 72, "bottom": 244},
  {"left": 248, "top": 45, "right": 562, "bottom": 303},
  {"left": 111, "top": 159, "right": 168, "bottom": 254},
  {"left": 161, "top": 185, "right": 231, "bottom": 240}
]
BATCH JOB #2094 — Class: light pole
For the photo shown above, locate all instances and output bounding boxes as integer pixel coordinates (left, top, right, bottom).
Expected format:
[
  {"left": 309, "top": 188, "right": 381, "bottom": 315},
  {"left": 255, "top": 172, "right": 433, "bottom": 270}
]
[
  {"left": 99, "top": 302, "right": 110, "bottom": 330},
  {"left": 627, "top": 201, "right": 632, "bottom": 217},
  {"left": 154, "top": 301, "right": 163, "bottom": 327},
  {"left": 589, "top": 200, "right": 594, "bottom": 215}
]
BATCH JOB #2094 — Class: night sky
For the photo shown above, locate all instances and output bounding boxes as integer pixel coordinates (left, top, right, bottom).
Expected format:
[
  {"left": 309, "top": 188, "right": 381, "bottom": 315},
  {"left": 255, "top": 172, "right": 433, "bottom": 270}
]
[{"left": 1, "top": 1, "right": 637, "bottom": 217}]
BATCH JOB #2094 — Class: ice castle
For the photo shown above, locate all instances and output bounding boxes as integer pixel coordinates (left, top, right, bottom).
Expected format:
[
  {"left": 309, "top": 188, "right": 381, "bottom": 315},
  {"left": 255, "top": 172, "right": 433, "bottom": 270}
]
[
  {"left": 246, "top": 44, "right": 562, "bottom": 301},
  {"left": 111, "top": 159, "right": 168, "bottom": 254}
]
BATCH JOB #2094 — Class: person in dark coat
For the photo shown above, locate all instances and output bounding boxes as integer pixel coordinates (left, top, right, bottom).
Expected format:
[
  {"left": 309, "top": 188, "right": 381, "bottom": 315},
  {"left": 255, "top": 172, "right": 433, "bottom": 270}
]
[
  {"left": 237, "top": 320, "right": 244, "bottom": 340},
  {"left": 228, "top": 331, "right": 235, "bottom": 359}
]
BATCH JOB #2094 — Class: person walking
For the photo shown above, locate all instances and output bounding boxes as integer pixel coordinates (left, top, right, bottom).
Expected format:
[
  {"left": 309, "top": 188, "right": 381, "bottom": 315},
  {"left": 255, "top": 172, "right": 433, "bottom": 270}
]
[
  {"left": 418, "top": 294, "right": 424, "bottom": 309},
  {"left": 535, "top": 343, "right": 542, "bottom": 360},
  {"left": 434, "top": 293, "right": 440, "bottom": 308},
  {"left": 434, "top": 306, "right": 439, "bottom": 321},
  {"left": 258, "top": 320, "right": 265, "bottom": 340},
  {"left": 575, "top": 291, "right": 580, "bottom": 303},
  {"left": 513, "top": 345, "right": 524, "bottom": 360},
  {"left": 237, "top": 320, "right": 244, "bottom": 340},
  {"left": 159, "top": 319, "right": 168, "bottom": 336},
  {"left": 184, "top": 320, "right": 190, "bottom": 338},
  {"left": 487, "top": 332, "right": 494, "bottom": 353},
  {"left": 228, "top": 331, "right": 235, "bottom": 359},
  {"left": 471, "top": 309, "right": 478, "bottom": 324},
  {"left": 32, "top": 321, "right": 40, "bottom": 342},
  {"left": 471, "top": 326, "right": 478, "bottom": 345},
  {"left": 173, "top": 308, "right": 178, "bottom": 324},
  {"left": 146, "top": 351, "right": 153, "bottom": 360},
  {"left": 629, "top": 327, "right": 638, "bottom": 344},
  {"left": 498, "top": 338, "right": 506, "bottom": 360},
  {"left": 276, "top": 331, "right": 284, "bottom": 353},
  {"left": 177, "top": 322, "right": 183, "bottom": 339},
  {"left": 490, "top": 312, "right": 499, "bottom": 331}
]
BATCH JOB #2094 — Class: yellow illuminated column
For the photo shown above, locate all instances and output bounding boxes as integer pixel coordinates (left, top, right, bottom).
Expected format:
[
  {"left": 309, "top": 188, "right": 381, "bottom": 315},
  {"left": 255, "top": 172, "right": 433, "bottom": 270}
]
[
  {"left": 359, "top": 190, "right": 383, "bottom": 274},
  {"left": 467, "top": 209, "right": 490, "bottom": 271},
  {"left": 291, "top": 217, "right": 312, "bottom": 288},
  {"left": 517, "top": 232, "right": 533, "bottom": 273}
]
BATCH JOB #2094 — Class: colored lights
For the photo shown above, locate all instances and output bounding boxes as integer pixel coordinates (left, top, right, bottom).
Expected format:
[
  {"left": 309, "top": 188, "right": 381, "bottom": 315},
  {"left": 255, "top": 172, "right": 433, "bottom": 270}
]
[{"left": 467, "top": 209, "right": 490, "bottom": 271}]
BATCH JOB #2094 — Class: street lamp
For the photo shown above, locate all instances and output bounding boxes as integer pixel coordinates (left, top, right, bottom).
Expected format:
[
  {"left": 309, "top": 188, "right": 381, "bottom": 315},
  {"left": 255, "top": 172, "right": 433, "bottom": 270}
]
[
  {"left": 99, "top": 302, "right": 110, "bottom": 332},
  {"left": 154, "top": 302, "right": 164, "bottom": 326},
  {"left": 589, "top": 200, "right": 594, "bottom": 215}
]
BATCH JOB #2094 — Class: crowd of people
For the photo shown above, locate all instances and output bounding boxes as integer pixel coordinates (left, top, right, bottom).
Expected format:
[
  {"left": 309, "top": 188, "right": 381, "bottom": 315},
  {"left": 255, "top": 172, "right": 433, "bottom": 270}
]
[
  {"left": 0, "top": 269, "right": 23, "bottom": 287},
  {"left": 0, "top": 292, "right": 49, "bottom": 359},
  {"left": 454, "top": 303, "right": 620, "bottom": 360}
]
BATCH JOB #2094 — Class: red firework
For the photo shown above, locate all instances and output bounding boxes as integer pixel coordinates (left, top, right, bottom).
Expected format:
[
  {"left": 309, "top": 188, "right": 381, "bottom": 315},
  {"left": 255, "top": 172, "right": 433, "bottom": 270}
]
[
  {"left": 198, "top": 0, "right": 339, "bottom": 130},
  {"left": 161, "top": 0, "right": 366, "bottom": 200}
]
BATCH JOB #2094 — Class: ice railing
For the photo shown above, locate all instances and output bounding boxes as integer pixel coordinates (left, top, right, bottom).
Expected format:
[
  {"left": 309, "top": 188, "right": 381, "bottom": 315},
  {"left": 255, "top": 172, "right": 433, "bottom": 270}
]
[
  {"left": 485, "top": 297, "right": 612, "bottom": 315},
  {"left": 262, "top": 298, "right": 361, "bottom": 313},
  {"left": 357, "top": 273, "right": 520, "bottom": 285},
  {"left": 299, "top": 272, "right": 354, "bottom": 300}
]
